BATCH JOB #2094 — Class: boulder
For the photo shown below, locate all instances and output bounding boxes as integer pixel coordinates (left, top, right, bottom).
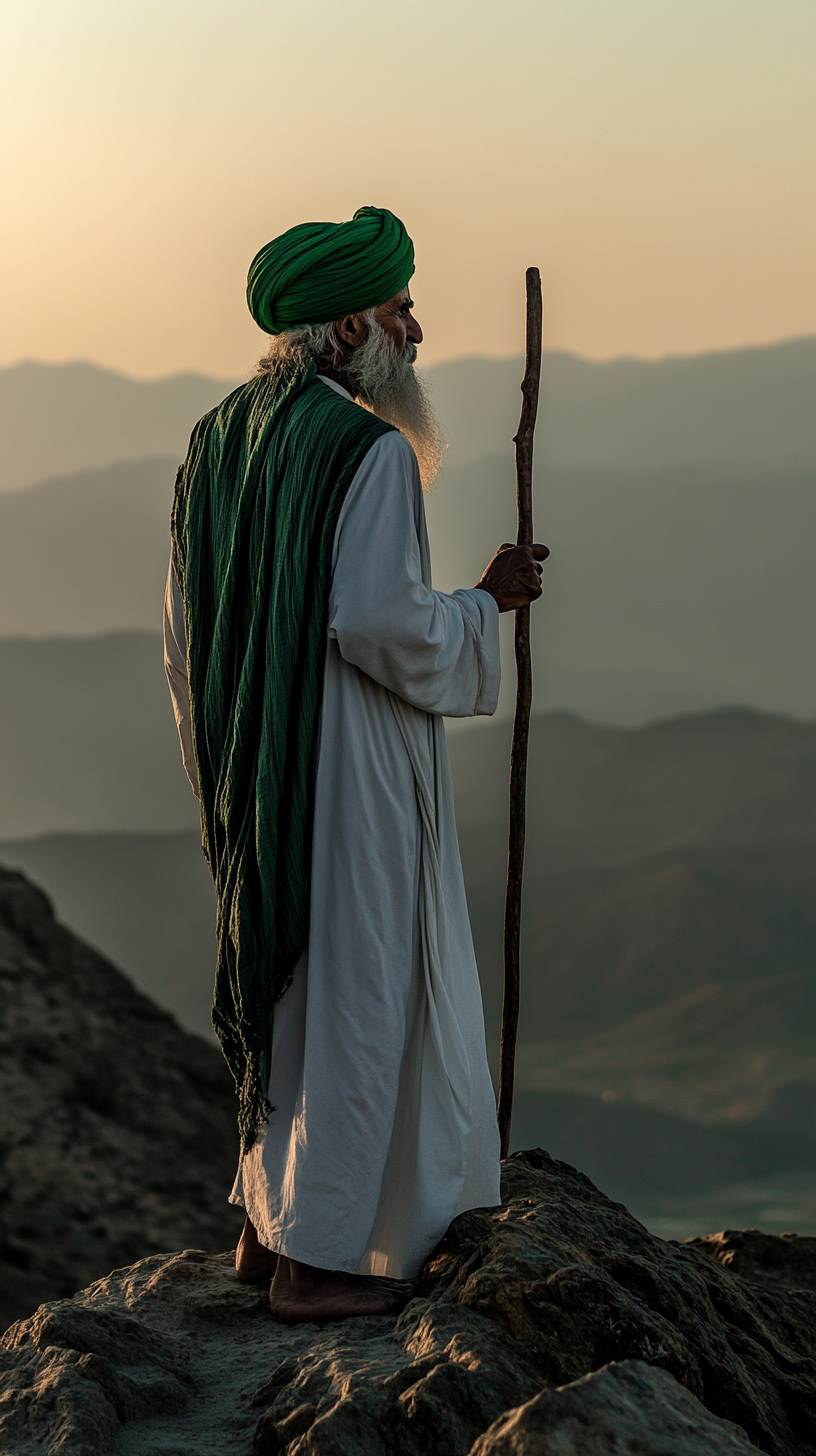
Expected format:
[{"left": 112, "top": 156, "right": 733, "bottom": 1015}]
[
  {"left": 471, "top": 1360, "right": 760, "bottom": 1455},
  {"left": 2, "top": 1150, "right": 815, "bottom": 1455}
]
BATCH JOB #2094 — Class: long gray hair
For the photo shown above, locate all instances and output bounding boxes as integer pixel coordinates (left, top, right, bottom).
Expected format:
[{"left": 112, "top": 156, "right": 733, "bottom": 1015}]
[{"left": 257, "top": 315, "right": 445, "bottom": 490}]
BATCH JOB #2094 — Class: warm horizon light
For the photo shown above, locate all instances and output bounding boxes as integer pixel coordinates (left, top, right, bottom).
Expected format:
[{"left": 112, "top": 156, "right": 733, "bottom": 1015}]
[
  {"left": 5, "top": 333, "right": 816, "bottom": 388},
  {"left": 2, "top": 0, "right": 814, "bottom": 379}
]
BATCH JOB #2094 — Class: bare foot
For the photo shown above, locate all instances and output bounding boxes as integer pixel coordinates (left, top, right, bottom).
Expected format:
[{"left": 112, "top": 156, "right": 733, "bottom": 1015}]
[
  {"left": 269, "top": 1255, "right": 415, "bottom": 1323},
  {"left": 235, "top": 1215, "right": 278, "bottom": 1284}
]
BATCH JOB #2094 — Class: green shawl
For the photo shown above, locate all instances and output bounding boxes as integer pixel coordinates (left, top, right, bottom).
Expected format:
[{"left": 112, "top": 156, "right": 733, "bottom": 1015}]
[{"left": 171, "top": 366, "right": 394, "bottom": 1150}]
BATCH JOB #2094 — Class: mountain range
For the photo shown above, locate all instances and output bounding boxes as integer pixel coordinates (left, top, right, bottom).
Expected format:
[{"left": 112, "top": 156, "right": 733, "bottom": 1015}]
[
  {"left": 2, "top": 337, "right": 814, "bottom": 493},
  {"left": 2, "top": 457, "right": 813, "bottom": 722},
  {"left": 1, "top": 341, "right": 813, "bottom": 722}
]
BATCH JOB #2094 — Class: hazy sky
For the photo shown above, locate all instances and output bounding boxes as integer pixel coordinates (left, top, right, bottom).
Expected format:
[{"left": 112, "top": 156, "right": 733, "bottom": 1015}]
[{"left": 2, "top": 0, "right": 814, "bottom": 377}]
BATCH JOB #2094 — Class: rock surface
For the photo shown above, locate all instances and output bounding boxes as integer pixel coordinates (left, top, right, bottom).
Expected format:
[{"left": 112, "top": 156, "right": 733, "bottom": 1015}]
[
  {"left": 471, "top": 1360, "right": 760, "bottom": 1455},
  {"left": 0, "top": 863, "right": 243, "bottom": 1331},
  {"left": 687, "top": 1228, "right": 816, "bottom": 1290},
  {"left": 3, "top": 1150, "right": 816, "bottom": 1455}
]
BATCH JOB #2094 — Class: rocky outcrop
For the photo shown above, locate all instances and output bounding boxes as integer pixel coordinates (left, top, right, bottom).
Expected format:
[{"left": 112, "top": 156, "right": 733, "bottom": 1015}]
[
  {"left": 3, "top": 1150, "right": 816, "bottom": 1455},
  {"left": 0, "top": 863, "right": 243, "bottom": 1331},
  {"left": 471, "top": 1361, "right": 760, "bottom": 1455},
  {"left": 687, "top": 1228, "right": 816, "bottom": 1290}
]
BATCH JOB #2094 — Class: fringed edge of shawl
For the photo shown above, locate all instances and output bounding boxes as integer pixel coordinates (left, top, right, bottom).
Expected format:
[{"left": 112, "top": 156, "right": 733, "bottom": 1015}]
[{"left": 213, "top": 958, "right": 301, "bottom": 1156}]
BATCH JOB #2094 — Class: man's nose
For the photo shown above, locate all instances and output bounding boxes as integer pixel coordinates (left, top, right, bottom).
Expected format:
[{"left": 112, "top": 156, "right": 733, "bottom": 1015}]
[{"left": 407, "top": 316, "right": 423, "bottom": 345}]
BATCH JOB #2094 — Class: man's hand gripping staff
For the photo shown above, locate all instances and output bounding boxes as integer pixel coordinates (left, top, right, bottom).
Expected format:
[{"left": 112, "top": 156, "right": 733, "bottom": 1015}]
[{"left": 477, "top": 541, "right": 549, "bottom": 613}]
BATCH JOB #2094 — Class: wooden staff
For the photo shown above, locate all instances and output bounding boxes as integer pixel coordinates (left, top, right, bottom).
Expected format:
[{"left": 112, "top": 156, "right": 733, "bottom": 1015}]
[{"left": 497, "top": 267, "right": 543, "bottom": 1160}]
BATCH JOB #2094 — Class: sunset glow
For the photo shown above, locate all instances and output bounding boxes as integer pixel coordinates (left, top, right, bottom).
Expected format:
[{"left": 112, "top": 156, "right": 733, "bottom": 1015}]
[{"left": 1, "top": 0, "right": 814, "bottom": 377}]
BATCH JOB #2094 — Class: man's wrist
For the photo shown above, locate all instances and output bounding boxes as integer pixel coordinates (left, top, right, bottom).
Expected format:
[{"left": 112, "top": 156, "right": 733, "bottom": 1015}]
[{"left": 474, "top": 579, "right": 498, "bottom": 603}]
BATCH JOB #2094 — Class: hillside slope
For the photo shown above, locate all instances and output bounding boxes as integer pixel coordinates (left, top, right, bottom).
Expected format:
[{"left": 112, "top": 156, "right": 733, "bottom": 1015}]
[
  {"left": 0, "top": 831, "right": 215, "bottom": 1036},
  {"left": 453, "top": 708, "right": 816, "bottom": 880},
  {"left": 0, "top": 457, "right": 177, "bottom": 636},
  {"left": 0, "top": 634, "right": 197, "bottom": 838},
  {"left": 472, "top": 844, "right": 816, "bottom": 1118},
  {"left": 0, "top": 863, "right": 241, "bottom": 1333}
]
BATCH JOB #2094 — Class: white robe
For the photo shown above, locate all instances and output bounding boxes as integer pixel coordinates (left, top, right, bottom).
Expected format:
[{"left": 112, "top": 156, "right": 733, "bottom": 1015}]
[{"left": 164, "top": 378, "right": 502, "bottom": 1279}]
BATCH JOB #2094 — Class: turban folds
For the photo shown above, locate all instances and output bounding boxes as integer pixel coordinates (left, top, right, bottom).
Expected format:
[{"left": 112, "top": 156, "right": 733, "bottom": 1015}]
[{"left": 247, "top": 205, "right": 415, "bottom": 335}]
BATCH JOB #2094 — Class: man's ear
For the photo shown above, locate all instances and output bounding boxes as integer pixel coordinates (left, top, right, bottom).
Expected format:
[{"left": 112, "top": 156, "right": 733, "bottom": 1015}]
[{"left": 335, "top": 313, "right": 369, "bottom": 349}]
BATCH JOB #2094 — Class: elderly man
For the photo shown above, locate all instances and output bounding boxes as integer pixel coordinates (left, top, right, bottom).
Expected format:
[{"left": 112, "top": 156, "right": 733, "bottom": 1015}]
[{"left": 164, "top": 206, "right": 547, "bottom": 1323}]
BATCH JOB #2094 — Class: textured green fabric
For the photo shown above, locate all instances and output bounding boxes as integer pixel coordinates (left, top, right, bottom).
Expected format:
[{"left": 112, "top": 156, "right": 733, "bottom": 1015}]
[
  {"left": 247, "top": 205, "right": 414, "bottom": 335},
  {"left": 171, "top": 368, "right": 394, "bottom": 1151}
]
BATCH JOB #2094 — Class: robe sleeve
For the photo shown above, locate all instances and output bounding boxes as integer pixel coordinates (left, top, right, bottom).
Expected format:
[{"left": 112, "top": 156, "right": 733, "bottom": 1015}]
[
  {"left": 162, "top": 557, "right": 200, "bottom": 798},
  {"left": 328, "top": 431, "right": 501, "bottom": 717}
]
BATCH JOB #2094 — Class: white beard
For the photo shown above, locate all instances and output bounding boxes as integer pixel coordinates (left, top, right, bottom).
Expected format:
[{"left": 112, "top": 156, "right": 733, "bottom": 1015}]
[{"left": 347, "top": 323, "right": 446, "bottom": 491}]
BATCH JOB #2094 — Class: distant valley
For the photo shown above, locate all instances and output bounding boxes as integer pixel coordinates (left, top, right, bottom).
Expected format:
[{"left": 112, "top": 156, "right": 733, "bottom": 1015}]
[
  {"left": 2, "top": 705, "right": 814, "bottom": 1225},
  {"left": 5, "top": 821, "right": 814, "bottom": 1129}
]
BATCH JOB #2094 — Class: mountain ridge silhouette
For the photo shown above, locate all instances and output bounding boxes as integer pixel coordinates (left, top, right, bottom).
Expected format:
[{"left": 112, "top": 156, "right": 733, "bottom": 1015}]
[{"left": 2, "top": 334, "right": 814, "bottom": 492}]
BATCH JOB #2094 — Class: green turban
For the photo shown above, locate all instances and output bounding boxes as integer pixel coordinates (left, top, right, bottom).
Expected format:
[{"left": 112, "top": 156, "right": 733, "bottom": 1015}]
[{"left": 246, "top": 205, "right": 415, "bottom": 335}]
